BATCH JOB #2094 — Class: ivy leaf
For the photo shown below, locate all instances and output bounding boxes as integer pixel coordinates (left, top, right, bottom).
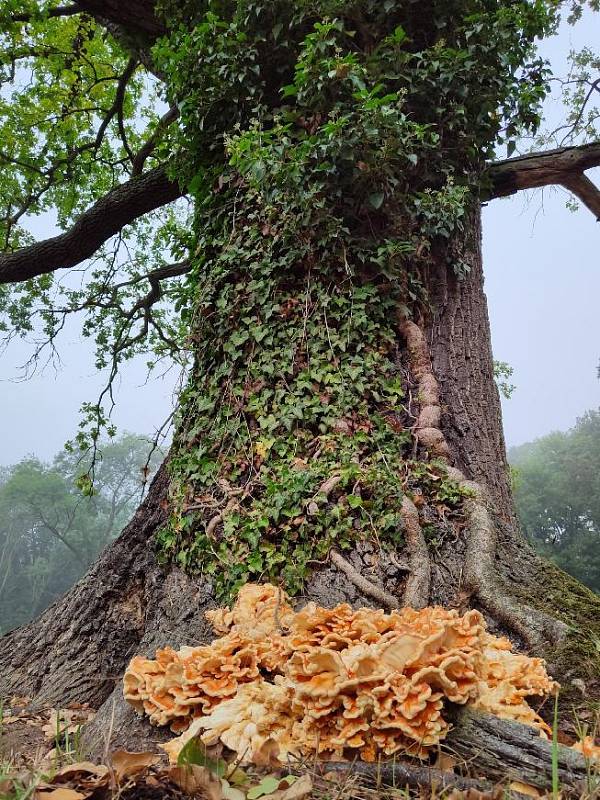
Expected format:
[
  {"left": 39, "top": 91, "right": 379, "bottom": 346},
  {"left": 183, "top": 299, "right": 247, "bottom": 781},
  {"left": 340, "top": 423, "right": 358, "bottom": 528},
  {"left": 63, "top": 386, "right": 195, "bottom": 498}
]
[
  {"left": 177, "top": 738, "right": 227, "bottom": 777},
  {"left": 247, "top": 776, "right": 282, "bottom": 798},
  {"left": 368, "top": 191, "right": 385, "bottom": 210}
]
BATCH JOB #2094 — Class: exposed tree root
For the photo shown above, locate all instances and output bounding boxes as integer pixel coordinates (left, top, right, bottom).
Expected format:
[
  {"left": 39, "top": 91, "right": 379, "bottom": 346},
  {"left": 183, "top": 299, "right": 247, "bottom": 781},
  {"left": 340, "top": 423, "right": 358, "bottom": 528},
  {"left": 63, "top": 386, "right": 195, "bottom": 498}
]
[
  {"left": 397, "top": 317, "right": 450, "bottom": 459},
  {"left": 400, "top": 496, "right": 430, "bottom": 609},
  {"left": 445, "top": 467, "right": 567, "bottom": 648},
  {"left": 399, "top": 316, "right": 567, "bottom": 649},
  {"left": 329, "top": 549, "right": 400, "bottom": 610}
]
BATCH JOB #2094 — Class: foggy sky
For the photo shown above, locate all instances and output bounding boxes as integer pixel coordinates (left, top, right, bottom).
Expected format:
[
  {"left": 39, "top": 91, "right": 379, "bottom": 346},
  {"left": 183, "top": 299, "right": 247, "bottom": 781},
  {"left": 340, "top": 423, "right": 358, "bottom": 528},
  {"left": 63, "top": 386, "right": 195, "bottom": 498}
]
[{"left": 1, "top": 15, "right": 599, "bottom": 466}]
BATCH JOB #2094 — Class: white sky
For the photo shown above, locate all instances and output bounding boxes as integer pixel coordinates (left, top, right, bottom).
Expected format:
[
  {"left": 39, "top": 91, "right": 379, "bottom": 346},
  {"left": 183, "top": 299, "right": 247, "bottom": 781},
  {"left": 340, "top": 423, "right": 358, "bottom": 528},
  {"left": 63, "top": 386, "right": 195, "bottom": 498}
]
[{"left": 1, "top": 14, "right": 600, "bottom": 466}]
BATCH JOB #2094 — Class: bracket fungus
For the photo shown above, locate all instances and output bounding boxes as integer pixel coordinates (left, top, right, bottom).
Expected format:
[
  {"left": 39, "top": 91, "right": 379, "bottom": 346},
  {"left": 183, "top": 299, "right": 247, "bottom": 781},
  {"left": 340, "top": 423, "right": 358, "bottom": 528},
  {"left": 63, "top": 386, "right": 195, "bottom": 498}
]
[{"left": 124, "top": 583, "right": 558, "bottom": 765}]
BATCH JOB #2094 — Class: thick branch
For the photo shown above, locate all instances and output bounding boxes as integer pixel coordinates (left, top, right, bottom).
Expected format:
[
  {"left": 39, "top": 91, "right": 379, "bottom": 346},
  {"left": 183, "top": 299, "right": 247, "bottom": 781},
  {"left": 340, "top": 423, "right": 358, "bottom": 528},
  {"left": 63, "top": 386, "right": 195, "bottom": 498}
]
[
  {"left": 7, "top": 5, "right": 82, "bottom": 23},
  {"left": 0, "top": 165, "right": 183, "bottom": 285},
  {"left": 76, "top": 0, "right": 165, "bottom": 40},
  {"left": 488, "top": 141, "right": 600, "bottom": 218}
]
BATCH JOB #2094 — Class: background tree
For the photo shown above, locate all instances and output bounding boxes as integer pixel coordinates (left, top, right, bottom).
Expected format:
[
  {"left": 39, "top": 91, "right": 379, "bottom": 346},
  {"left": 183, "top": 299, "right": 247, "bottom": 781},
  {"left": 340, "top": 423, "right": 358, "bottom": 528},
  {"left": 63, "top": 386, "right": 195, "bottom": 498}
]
[
  {"left": 0, "top": 433, "right": 162, "bottom": 634},
  {"left": 0, "top": 0, "right": 599, "bottom": 778},
  {"left": 511, "top": 410, "right": 600, "bottom": 595}
]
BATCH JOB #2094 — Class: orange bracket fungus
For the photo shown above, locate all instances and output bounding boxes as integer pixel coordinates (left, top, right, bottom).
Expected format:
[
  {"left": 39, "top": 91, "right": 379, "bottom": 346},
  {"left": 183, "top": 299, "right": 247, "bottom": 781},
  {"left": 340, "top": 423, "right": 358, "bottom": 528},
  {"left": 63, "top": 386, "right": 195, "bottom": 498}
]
[{"left": 123, "top": 583, "right": 557, "bottom": 765}]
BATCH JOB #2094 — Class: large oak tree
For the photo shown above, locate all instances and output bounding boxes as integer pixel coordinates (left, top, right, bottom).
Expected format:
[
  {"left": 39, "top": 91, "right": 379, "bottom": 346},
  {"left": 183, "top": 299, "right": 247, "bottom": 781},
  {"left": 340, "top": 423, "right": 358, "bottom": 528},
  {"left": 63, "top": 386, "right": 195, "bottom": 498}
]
[{"left": 1, "top": 0, "right": 600, "bottom": 781}]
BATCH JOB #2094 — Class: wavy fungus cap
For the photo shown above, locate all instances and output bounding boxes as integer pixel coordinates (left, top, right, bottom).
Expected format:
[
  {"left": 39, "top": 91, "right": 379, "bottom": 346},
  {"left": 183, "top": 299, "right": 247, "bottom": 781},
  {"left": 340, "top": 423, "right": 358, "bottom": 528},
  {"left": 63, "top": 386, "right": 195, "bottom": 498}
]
[{"left": 124, "top": 583, "right": 558, "bottom": 764}]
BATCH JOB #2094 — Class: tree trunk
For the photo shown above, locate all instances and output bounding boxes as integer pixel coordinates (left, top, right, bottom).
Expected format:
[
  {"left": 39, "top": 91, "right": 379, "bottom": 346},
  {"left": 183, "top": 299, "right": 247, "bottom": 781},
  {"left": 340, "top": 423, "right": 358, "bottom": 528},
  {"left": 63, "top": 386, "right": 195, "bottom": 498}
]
[{"left": 1, "top": 208, "right": 598, "bottom": 760}]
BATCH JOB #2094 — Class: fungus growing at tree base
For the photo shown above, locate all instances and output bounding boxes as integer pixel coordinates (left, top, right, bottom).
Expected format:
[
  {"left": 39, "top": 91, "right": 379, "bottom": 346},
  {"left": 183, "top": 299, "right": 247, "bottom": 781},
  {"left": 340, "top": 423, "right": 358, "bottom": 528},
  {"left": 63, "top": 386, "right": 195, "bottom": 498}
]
[{"left": 123, "top": 584, "right": 557, "bottom": 765}]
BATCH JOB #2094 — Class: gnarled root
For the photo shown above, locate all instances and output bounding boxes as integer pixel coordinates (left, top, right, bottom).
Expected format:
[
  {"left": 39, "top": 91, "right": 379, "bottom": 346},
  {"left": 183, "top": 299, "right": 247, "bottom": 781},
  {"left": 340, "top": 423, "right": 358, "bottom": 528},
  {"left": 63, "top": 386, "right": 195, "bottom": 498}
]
[
  {"left": 446, "top": 467, "right": 567, "bottom": 649},
  {"left": 400, "top": 496, "right": 430, "bottom": 609},
  {"left": 399, "top": 315, "right": 567, "bottom": 648},
  {"left": 329, "top": 549, "right": 400, "bottom": 610},
  {"left": 397, "top": 317, "right": 450, "bottom": 459}
]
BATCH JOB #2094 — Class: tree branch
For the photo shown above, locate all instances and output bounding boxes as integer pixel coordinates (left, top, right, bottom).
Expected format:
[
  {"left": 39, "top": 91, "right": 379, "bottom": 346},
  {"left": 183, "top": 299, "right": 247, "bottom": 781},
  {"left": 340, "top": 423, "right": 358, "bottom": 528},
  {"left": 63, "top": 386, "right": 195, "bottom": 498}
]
[
  {"left": 7, "top": 5, "right": 82, "bottom": 23},
  {"left": 0, "top": 165, "right": 183, "bottom": 285},
  {"left": 75, "top": 0, "right": 165, "bottom": 41},
  {"left": 487, "top": 141, "right": 600, "bottom": 219}
]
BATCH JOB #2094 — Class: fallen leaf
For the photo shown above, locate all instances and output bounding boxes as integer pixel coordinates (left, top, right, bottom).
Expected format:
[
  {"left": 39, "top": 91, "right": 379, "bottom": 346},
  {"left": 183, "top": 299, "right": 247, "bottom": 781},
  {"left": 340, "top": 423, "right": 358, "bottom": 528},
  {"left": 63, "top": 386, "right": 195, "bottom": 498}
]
[
  {"left": 35, "top": 789, "right": 87, "bottom": 800},
  {"left": 220, "top": 779, "right": 246, "bottom": 800},
  {"left": 509, "top": 782, "right": 542, "bottom": 798},
  {"left": 42, "top": 710, "right": 79, "bottom": 739},
  {"left": 436, "top": 753, "right": 458, "bottom": 771},
  {"left": 111, "top": 750, "right": 160, "bottom": 781},
  {"left": 280, "top": 775, "right": 312, "bottom": 800},
  {"left": 261, "top": 774, "right": 312, "bottom": 800},
  {"left": 248, "top": 776, "right": 280, "bottom": 799},
  {"left": 10, "top": 695, "right": 31, "bottom": 706},
  {"left": 168, "top": 765, "right": 224, "bottom": 799},
  {"left": 252, "top": 739, "right": 281, "bottom": 768},
  {"left": 55, "top": 762, "right": 109, "bottom": 781}
]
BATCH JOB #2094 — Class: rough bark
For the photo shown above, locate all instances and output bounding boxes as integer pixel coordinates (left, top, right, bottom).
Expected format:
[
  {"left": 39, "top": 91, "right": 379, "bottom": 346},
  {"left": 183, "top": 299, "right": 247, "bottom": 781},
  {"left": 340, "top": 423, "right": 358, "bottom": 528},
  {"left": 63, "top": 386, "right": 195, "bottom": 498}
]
[
  {"left": 446, "top": 709, "right": 590, "bottom": 791},
  {"left": 425, "top": 214, "right": 514, "bottom": 525},
  {"left": 76, "top": 0, "right": 165, "bottom": 41},
  {"left": 326, "top": 709, "right": 591, "bottom": 794}
]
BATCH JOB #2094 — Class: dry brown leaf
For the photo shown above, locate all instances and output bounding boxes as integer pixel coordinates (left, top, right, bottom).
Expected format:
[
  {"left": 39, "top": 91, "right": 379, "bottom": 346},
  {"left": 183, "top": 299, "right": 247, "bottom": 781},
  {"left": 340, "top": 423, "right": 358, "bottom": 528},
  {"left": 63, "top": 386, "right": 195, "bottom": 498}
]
[
  {"left": 509, "top": 781, "right": 542, "bottom": 798},
  {"left": 279, "top": 774, "right": 313, "bottom": 800},
  {"left": 167, "top": 765, "right": 224, "bottom": 799},
  {"left": 10, "top": 694, "right": 31, "bottom": 706},
  {"left": 0, "top": 778, "right": 14, "bottom": 794},
  {"left": 111, "top": 750, "right": 160, "bottom": 781},
  {"left": 1, "top": 715, "right": 21, "bottom": 724},
  {"left": 259, "top": 775, "right": 314, "bottom": 800},
  {"left": 54, "top": 762, "right": 110, "bottom": 781},
  {"left": 35, "top": 789, "right": 87, "bottom": 800},
  {"left": 436, "top": 753, "right": 459, "bottom": 771},
  {"left": 253, "top": 739, "right": 282, "bottom": 768},
  {"left": 42, "top": 710, "right": 77, "bottom": 739}
]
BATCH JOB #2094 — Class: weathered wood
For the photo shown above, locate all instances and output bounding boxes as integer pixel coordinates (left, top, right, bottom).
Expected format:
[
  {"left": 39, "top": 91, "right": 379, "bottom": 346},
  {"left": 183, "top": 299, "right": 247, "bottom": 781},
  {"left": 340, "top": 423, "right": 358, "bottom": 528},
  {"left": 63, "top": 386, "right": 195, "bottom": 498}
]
[
  {"left": 487, "top": 142, "right": 600, "bottom": 219},
  {"left": 446, "top": 709, "right": 591, "bottom": 791},
  {"left": 320, "top": 760, "right": 517, "bottom": 797}
]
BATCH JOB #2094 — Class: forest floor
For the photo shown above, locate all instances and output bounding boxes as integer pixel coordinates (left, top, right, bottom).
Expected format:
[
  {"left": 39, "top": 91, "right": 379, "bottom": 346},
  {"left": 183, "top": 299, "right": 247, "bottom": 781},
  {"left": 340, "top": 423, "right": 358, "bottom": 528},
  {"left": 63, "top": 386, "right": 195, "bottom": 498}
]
[{"left": 1, "top": 697, "right": 600, "bottom": 800}]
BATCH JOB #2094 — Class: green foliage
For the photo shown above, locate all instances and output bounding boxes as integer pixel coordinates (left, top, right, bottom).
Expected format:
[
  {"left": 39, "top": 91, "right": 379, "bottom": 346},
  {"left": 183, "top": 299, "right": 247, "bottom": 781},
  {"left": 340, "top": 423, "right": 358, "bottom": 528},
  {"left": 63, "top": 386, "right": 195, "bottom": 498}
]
[
  {"left": 510, "top": 410, "right": 600, "bottom": 594},
  {"left": 493, "top": 360, "right": 516, "bottom": 400},
  {"left": 0, "top": 433, "right": 162, "bottom": 633}
]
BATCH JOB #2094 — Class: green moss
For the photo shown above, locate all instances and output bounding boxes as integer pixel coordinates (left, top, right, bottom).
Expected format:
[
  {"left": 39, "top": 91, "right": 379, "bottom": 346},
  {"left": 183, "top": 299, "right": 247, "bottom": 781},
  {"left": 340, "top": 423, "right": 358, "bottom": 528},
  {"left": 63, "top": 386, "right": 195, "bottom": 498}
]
[{"left": 523, "top": 564, "right": 600, "bottom": 713}]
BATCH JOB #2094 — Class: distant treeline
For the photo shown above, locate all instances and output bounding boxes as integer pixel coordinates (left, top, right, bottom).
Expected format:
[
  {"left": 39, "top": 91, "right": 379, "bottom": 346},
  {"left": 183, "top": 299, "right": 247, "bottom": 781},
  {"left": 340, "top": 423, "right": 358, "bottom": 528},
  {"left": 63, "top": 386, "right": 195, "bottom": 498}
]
[
  {"left": 510, "top": 409, "right": 600, "bottom": 595},
  {"left": 0, "top": 434, "right": 161, "bottom": 634}
]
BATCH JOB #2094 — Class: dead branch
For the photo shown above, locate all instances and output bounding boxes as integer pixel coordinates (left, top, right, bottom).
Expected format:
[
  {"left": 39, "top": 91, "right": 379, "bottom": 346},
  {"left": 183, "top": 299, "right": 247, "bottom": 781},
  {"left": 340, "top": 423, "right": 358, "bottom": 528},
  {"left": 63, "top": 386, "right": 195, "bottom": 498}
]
[
  {"left": 0, "top": 165, "right": 182, "bottom": 284},
  {"left": 323, "top": 709, "right": 591, "bottom": 795},
  {"left": 487, "top": 141, "right": 600, "bottom": 218},
  {"left": 317, "top": 759, "right": 512, "bottom": 797},
  {"left": 446, "top": 708, "right": 591, "bottom": 792}
]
